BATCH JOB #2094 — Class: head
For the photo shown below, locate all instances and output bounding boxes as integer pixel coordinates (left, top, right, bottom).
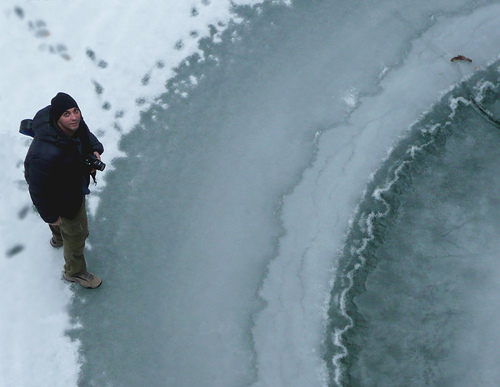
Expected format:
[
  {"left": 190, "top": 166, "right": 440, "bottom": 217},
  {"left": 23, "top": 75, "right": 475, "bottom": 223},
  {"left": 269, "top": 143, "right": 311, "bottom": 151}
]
[{"left": 51, "top": 92, "right": 81, "bottom": 135}]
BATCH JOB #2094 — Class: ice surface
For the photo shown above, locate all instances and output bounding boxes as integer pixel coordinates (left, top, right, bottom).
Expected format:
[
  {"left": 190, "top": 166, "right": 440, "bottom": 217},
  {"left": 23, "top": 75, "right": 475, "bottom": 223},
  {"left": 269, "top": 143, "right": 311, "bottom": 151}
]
[
  {"left": 1, "top": 0, "right": 500, "bottom": 386},
  {"left": 253, "top": 3, "right": 500, "bottom": 386}
]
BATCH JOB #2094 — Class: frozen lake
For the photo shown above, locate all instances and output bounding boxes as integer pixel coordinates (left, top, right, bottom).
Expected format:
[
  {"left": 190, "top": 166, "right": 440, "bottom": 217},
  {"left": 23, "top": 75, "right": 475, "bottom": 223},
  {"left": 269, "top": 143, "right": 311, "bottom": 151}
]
[{"left": 1, "top": 0, "right": 499, "bottom": 385}]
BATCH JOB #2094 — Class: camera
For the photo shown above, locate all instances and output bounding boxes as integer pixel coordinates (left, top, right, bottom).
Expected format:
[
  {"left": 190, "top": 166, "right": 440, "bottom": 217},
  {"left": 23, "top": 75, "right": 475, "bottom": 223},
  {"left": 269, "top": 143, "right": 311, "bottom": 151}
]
[{"left": 85, "top": 154, "right": 106, "bottom": 171}]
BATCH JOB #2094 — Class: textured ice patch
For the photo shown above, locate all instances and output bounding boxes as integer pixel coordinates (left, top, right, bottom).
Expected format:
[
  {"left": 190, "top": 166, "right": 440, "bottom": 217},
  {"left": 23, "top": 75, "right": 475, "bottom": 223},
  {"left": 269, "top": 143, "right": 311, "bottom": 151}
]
[{"left": 342, "top": 88, "right": 359, "bottom": 112}]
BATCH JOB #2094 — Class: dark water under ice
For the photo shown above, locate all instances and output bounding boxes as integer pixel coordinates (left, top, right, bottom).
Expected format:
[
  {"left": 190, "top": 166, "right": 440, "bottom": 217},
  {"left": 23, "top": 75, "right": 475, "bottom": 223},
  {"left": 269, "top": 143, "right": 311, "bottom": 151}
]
[{"left": 328, "top": 66, "right": 500, "bottom": 386}]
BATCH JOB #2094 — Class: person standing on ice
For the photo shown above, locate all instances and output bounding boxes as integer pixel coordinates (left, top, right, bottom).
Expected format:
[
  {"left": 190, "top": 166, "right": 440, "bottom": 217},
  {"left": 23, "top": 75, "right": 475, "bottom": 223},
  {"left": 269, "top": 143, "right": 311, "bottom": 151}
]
[{"left": 23, "top": 92, "right": 104, "bottom": 289}]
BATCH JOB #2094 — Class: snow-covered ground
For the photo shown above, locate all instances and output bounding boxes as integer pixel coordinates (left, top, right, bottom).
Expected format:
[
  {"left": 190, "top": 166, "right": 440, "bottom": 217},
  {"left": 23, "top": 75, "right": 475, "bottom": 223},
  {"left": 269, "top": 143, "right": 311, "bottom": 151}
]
[{"left": 0, "top": 1, "right": 266, "bottom": 385}]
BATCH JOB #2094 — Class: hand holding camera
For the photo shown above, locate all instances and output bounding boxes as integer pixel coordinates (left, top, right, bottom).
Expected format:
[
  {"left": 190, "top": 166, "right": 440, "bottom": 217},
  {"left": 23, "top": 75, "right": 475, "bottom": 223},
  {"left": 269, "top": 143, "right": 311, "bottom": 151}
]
[{"left": 86, "top": 151, "right": 106, "bottom": 172}]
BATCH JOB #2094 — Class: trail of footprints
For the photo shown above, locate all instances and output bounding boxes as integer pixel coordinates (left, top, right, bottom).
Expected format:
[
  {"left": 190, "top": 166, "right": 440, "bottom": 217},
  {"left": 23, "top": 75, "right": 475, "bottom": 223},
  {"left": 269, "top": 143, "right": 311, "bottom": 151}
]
[
  {"left": 7, "top": 1, "right": 219, "bottom": 258},
  {"left": 14, "top": 6, "right": 70, "bottom": 60}
]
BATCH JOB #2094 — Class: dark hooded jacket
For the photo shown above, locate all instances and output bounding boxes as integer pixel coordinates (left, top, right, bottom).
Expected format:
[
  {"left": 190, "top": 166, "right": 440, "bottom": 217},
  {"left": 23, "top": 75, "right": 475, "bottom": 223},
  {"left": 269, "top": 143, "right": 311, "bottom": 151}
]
[{"left": 23, "top": 106, "right": 104, "bottom": 223}]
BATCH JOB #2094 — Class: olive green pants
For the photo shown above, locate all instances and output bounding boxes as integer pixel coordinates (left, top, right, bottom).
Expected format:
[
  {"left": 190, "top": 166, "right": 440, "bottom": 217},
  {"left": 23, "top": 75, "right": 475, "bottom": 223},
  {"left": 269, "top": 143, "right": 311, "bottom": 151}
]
[{"left": 49, "top": 198, "right": 88, "bottom": 276}]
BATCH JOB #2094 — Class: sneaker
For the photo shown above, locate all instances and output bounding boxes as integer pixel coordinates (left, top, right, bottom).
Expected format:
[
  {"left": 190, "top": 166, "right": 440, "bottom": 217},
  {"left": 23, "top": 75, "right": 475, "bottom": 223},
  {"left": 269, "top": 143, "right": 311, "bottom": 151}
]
[
  {"left": 63, "top": 271, "right": 102, "bottom": 289},
  {"left": 50, "top": 237, "right": 63, "bottom": 248}
]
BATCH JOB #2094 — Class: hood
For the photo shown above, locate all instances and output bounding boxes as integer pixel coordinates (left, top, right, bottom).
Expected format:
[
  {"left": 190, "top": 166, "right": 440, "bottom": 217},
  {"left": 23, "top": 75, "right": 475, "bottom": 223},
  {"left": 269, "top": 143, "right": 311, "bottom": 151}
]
[
  {"left": 22, "top": 105, "right": 87, "bottom": 147},
  {"left": 32, "top": 105, "right": 67, "bottom": 145}
]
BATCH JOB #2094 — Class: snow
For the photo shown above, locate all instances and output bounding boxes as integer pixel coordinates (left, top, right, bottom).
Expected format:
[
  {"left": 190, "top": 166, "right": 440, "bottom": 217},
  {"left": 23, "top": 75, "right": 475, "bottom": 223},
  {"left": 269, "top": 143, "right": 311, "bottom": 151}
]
[{"left": 0, "top": 1, "right": 265, "bottom": 385}]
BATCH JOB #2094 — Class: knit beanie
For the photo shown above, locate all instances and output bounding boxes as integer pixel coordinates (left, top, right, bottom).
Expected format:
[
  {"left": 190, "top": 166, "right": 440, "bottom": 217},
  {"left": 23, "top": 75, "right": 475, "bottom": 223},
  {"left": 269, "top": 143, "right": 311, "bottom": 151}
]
[{"left": 50, "top": 92, "right": 79, "bottom": 122}]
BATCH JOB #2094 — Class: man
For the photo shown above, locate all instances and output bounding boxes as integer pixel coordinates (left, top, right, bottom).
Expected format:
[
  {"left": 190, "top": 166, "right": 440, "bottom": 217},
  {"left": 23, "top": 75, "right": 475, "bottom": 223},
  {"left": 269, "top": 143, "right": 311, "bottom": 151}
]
[{"left": 23, "top": 92, "right": 104, "bottom": 289}]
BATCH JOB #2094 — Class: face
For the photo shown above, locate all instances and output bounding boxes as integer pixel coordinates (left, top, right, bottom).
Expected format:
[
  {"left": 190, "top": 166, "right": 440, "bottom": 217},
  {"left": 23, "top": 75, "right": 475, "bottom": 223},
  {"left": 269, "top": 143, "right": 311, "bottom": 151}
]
[{"left": 57, "top": 107, "right": 81, "bottom": 133}]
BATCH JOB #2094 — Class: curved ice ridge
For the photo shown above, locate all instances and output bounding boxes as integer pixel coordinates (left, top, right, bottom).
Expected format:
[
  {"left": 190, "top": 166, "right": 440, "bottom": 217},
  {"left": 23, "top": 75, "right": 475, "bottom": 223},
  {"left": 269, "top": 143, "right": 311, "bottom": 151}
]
[{"left": 328, "top": 61, "right": 500, "bottom": 386}]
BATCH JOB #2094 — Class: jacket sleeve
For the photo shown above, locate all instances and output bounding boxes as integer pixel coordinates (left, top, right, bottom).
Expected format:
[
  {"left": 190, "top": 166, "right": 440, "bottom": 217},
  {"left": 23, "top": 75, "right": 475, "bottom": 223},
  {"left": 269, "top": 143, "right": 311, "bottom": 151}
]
[
  {"left": 79, "top": 119, "right": 104, "bottom": 155},
  {"left": 88, "top": 130, "right": 104, "bottom": 155},
  {"left": 26, "top": 156, "right": 60, "bottom": 224}
]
